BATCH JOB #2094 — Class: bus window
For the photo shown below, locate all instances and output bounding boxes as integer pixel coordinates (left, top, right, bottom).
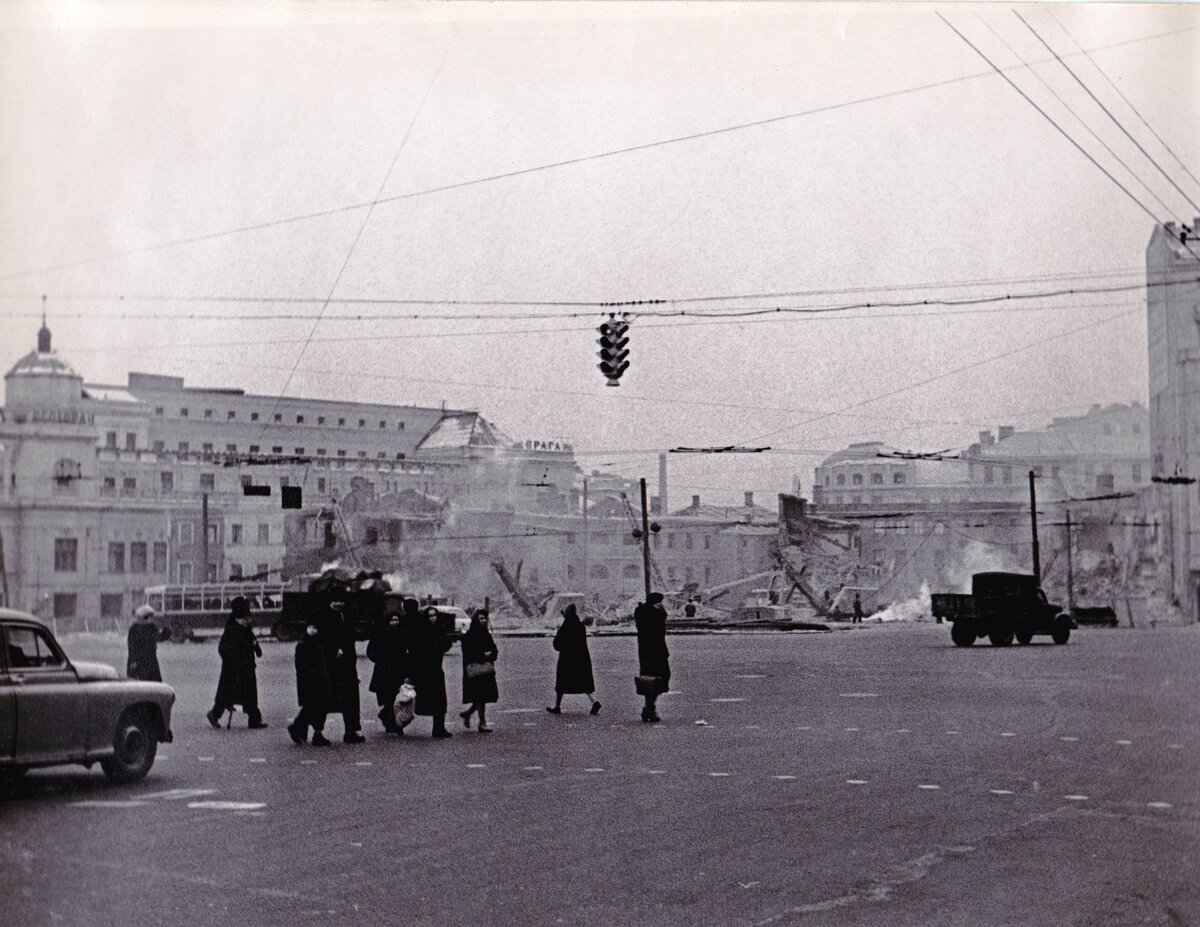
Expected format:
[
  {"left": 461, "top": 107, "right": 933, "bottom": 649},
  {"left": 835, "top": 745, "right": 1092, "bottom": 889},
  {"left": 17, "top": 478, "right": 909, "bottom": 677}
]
[
  {"left": 262, "top": 594, "right": 277, "bottom": 608},
  {"left": 149, "top": 593, "right": 164, "bottom": 611},
  {"left": 165, "top": 591, "right": 182, "bottom": 612},
  {"left": 184, "top": 590, "right": 202, "bottom": 611}
]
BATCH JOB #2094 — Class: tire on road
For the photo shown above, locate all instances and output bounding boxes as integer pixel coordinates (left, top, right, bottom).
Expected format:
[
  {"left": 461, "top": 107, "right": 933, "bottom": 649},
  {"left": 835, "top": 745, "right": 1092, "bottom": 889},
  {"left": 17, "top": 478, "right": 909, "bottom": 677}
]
[
  {"left": 1051, "top": 615, "right": 1072, "bottom": 646},
  {"left": 951, "top": 623, "right": 975, "bottom": 647},
  {"left": 1016, "top": 628, "right": 1034, "bottom": 645},
  {"left": 100, "top": 708, "right": 159, "bottom": 784},
  {"left": 988, "top": 629, "right": 1015, "bottom": 647}
]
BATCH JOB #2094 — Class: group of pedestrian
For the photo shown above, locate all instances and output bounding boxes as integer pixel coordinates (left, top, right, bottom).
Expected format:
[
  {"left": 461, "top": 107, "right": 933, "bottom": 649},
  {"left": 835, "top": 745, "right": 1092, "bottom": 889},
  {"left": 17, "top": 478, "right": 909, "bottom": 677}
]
[{"left": 127, "top": 589, "right": 675, "bottom": 740}]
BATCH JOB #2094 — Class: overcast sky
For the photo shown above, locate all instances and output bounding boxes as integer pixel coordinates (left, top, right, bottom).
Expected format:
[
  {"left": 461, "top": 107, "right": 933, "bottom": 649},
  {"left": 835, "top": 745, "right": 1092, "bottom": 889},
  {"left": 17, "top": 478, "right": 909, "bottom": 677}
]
[{"left": 1, "top": 2, "right": 1197, "bottom": 504}]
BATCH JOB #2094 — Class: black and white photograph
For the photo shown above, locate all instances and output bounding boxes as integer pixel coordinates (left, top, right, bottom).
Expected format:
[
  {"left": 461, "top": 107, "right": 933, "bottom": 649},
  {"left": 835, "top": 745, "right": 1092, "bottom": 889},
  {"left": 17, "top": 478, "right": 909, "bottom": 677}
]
[{"left": 0, "top": 1, "right": 1197, "bottom": 924}]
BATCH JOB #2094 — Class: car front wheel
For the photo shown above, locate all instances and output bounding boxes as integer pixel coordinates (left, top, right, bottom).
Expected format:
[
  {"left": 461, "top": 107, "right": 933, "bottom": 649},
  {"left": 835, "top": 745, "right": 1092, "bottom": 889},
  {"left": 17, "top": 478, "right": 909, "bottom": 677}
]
[{"left": 100, "top": 709, "right": 158, "bottom": 784}]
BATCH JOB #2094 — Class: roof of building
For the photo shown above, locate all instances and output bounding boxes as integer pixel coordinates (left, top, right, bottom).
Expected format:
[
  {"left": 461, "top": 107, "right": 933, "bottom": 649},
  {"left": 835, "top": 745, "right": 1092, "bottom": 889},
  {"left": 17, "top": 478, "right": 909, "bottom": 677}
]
[
  {"left": 416, "top": 413, "right": 513, "bottom": 452},
  {"left": 817, "top": 442, "right": 893, "bottom": 468},
  {"left": 5, "top": 349, "right": 82, "bottom": 381},
  {"left": 82, "top": 385, "right": 141, "bottom": 404}
]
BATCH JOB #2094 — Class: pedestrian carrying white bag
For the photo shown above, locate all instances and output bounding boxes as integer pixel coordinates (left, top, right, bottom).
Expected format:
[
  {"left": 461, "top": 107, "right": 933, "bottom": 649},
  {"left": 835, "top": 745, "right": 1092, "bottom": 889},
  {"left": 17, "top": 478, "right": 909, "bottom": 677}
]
[{"left": 393, "top": 682, "right": 417, "bottom": 730}]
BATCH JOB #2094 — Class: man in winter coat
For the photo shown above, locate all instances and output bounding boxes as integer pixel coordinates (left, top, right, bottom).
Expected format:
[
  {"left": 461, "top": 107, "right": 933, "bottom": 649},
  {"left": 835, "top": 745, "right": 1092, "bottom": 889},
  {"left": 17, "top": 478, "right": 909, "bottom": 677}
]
[
  {"left": 634, "top": 592, "right": 670, "bottom": 723},
  {"left": 207, "top": 597, "right": 266, "bottom": 729},
  {"left": 367, "top": 596, "right": 412, "bottom": 735},
  {"left": 288, "top": 622, "right": 333, "bottom": 746},
  {"left": 409, "top": 605, "right": 454, "bottom": 738},
  {"left": 126, "top": 604, "right": 168, "bottom": 682},
  {"left": 322, "top": 598, "right": 365, "bottom": 744},
  {"left": 547, "top": 604, "right": 600, "bottom": 716}
]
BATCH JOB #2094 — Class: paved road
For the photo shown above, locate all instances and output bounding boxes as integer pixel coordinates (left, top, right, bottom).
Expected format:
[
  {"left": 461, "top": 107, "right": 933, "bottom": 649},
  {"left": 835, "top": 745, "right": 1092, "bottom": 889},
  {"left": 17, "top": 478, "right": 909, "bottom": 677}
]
[{"left": 2, "top": 625, "right": 1197, "bottom": 926}]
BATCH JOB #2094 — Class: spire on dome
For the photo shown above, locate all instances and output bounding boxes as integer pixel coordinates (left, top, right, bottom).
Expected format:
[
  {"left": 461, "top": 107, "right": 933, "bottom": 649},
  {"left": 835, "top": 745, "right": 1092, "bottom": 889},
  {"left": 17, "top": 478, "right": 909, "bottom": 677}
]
[{"left": 37, "top": 295, "right": 51, "bottom": 353}]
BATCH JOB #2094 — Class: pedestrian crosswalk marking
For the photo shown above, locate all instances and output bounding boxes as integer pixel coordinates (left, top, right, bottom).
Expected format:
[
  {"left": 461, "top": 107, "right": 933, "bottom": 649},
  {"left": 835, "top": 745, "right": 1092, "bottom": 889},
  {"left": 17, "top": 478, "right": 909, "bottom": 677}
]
[
  {"left": 1116, "top": 740, "right": 1133, "bottom": 746},
  {"left": 250, "top": 758, "right": 267, "bottom": 763},
  {"left": 711, "top": 697, "right": 747, "bottom": 703},
  {"left": 188, "top": 801, "right": 266, "bottom": 811},
  {"left": 846, "top": 779, "right": 868, "bottom": 785},
  {"left": 355, "top": 761, "right": 373, "bottom": 767},
  {"left": 300, "top": 760, "right": 318, "bottom": 765},
  {"left": 198, "top": 756, "right": 214, "bottom": 762},
  {"left": 1000, "top": 732, "right": 1016, "bottom": 737},
  {"left": 773, "top": 775, "right": 796, "bottom": 781},
  {"left": 1064, "top": 794, "right": 1089, "bottom": 801},
  {"left": 1147, "top": 802, "right": 1172, "bottom": 809},
  {"left": 585, "top": 767, "right": 605, "bottom": 773},
  {"left": 709, "top": 772, "right": 730, "bottom": 777},
  {"left": 466, "top": 763, "right": 486, "bottom": 769},
  {"left": 918, "top": 784, "right": 941, "bottom": 790},
  {"left": 839, "top": 692, "right": 880, "bottom": 698},
  {"left": 523, "top": 766, "right": 544, "bottom": 771},
  {"left": 989, "top": 789, "right": 1015, "bottom": 795},
  {"left": 139, "top": 788, "right": 216, "bottom": 801},
  {"left": 1060, "top": 736, "right": 1078, "bottom": 742}
]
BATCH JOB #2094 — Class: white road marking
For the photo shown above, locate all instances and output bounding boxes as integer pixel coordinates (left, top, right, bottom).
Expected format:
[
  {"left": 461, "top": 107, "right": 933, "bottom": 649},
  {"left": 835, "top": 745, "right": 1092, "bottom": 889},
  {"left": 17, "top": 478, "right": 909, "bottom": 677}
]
[
  {"left": 844, "top": 727, "right": 860, "bottom": 732},
  {"left": 744, "top": 724, "right": 761, "bottom": 730},
  {"left": 918, "top": 784, "right": 941, "bottom": 790},
  {"left": 466, "top": 763, "right": 486, "bottom": 769},
  {"left": 1116, "top": 740, "right": 1133, "bottom": 746},
  {"left": 188, "top": 801, "right": 266, "bottom": 811},
  {"left": 350, "top": 842, "right": 363, "bottom": 847},
  {"left": 1000, "top": 732, "right": 1016, "bottom": 737},
  {"left": 709, "top": 772, "right": 730, "bottom": 778},
  {"left": 989, "top": 789, "right": 1015, "bottom": 795},
  {"left": 694, "top": 720, "right": 710, "bottom": 726},
  {"left": 1147, "top": 802, "right": 1173, "bottom": 809},
  {"left": 498, "top": 708, "right": 541, "bottom": 714},
  {"left": 797, "top": 725, "right": 812, "bottom": 731},
  {"left": 139, "top": 788, "right": 217, "bottom": 801},
  {"left": 585, "top": 767, "right": 605, "bottom": 773},
  {"left": 739, "top": 881, "right": 760, "bottom": 889},
  {"left": 711, "top": 697, "right": 747, "bottom": 703},
  {"left": 198, "top": 756, "right": 214, "bottom": 762},
  {"left": 735, "top": 674, "right": 766, "bottom": 679},
  {"left": 71, "top": 800, "right": 150, "bottom": 808},
  {"left": 1064, "top": 794, "right": 1089, "bottom": 801},
  {"left": 1168, "top": 743, "right": 1183, "bottom": 750},
  {"left": 894, "top": 729, "right": 912, "bottom": 734},
  {"left": 355, "top": 761, "right": 373, "bottom": 767},
  {"left": 523, "top": 766, "right": 544, "bottom": 771},
  {"left": 773, "top": 775, "right": 797, "bottom": 781},
  {"left": 839, "top": 692, "right": 880, "bottom": 698},
  {"left": 157, "top": 755, "right": 171, "bottom": 760},
  {"left": 944, "top": 731, "right": 960, "bottom": 736},
  {"left": 249, "top": 758, "right": 267, "bottom": 764},
  {"left": 647, "top": 769, "right": 667, "bottom": 775},
  {"left": 300, "top": 760, "right": 318, "bottom": 765},
  {"left": 522, "top": 722, "right": 538, "bottom": 727},
  {"left": 1060, "top": 736, "right": 1078, "bottom": 742},
  {"left": 846, "top": 779, "right": 868, "bottom": 785}
]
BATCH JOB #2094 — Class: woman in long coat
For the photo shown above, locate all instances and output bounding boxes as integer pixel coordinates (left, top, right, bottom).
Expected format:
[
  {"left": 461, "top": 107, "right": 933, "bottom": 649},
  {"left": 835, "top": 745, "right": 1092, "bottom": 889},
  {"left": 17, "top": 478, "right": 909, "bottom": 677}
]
[
  {"left": 126, "top": 604, "right": 166, "bottom": 682},
  {"left": 634, "top": 592, "right": 670, "bottom": 723},
  {"left": 409, "top": 605, "right": 453, "bottom": 738},
  {"left": 322, "top": 601, "right": 364, "bottom": 744},
  {"left": 547, "top": 604, "right": 600, "bottom": 716},
  {"left": 207, "top": 597, "right": 266, "bottom": 729},
  {"left": 367, "top": 597, "right": 412, "bottom": 734},
  {"left": 288, "top": 622, "right": 333, "bottom": 746},
  {"left": 459, "top": 609, "right": 499, "bottom": 732}
]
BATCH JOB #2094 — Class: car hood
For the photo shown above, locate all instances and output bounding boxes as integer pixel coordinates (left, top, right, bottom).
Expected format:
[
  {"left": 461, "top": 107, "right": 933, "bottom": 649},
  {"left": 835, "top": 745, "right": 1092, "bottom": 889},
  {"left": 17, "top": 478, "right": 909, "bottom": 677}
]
[{"left": 73, "top": 660, "right": 121, "bottom": 682}]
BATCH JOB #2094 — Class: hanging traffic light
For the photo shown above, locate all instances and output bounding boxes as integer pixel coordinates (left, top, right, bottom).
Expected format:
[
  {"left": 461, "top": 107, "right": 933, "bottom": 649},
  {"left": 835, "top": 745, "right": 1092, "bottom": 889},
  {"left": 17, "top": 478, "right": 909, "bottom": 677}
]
[{"left": 596, "top": 315, "right": 630, "bottom": 386}]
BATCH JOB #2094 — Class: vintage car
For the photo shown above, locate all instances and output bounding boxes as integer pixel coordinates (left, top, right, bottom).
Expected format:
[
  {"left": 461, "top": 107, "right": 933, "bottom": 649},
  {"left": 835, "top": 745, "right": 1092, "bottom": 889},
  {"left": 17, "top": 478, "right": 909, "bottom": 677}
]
[{"left": 0, "top": 608, "right": 175, "bottom": 785}]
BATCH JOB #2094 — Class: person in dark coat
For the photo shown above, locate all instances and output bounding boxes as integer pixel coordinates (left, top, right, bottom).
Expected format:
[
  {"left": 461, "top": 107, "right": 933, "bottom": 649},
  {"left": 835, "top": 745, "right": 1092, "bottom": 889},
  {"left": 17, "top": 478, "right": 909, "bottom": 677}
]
[
  {"left": 409, "top": 605, "right": 453, "bottom": 738},
  {"left": 547, "top": 604, "right": 599, "bottom": 716},
  {"left": 287, "top": 622, "right": 333, "bottom": 746},
  {"left": 126, "top": 604, "right": 168, "bottom": 682},
  {"left": 459, "top": 609, "right": 499, "bottom": 732},
  {"left": 207, "top": 597, "right": 266, "bottom": 729},
  {"left": 853, "top": 593, "right": 864, "bottom": 624},
  {"left": 634, "top": 592, "right": 670, "bottom": 723},
  {"left": 368, "top": 597, "right": 412, "bottom": 735},
  {"left": 323, "top": 598, "right": 365, "bottom": 744}
]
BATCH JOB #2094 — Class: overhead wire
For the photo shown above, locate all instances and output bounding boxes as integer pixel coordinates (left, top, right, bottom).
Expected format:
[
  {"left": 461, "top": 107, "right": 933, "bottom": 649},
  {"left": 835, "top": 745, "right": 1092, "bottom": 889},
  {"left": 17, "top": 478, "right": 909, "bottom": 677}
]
[
  {"left": 1049, "top": 10, "right": 1200, "bottom": 201},
  {"left": 1015, "top": 11, "right": 1200, "bottom": 217},
  {"left": 0, "top": 23, "right": 1191, "bottom": 285}
]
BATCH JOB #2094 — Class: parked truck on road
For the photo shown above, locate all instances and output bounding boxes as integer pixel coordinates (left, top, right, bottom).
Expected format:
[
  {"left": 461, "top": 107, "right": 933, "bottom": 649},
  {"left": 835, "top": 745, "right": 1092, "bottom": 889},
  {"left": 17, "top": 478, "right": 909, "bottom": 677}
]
[{"left": 931, "top": 572, "right": 1074, "bottom": 647}]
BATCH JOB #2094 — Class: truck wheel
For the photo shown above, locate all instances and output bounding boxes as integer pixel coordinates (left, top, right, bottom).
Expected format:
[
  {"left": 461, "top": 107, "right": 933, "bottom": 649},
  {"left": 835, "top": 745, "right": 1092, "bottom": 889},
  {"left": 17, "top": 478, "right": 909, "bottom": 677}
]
[
  {"left": 100, "top": 708, "right": 158, "bottom": 784},
  {"left": 951, "top": 624, "right": 975, "bottom": 647},
  {"left": 1016, "top": 629, "right": 1034, "bottom": 646},
  {"left": 988, "top": 630, "right": 1015, "bottom": 647},
  {"left": 1051, "top": 616, "right": 1072, "bottom": 645}
]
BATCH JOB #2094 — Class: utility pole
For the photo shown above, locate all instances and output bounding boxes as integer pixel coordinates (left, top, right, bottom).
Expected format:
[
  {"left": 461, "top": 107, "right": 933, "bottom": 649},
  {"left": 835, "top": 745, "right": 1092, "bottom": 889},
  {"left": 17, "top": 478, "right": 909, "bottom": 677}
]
[
  {"left": 0, "top": 525, "right": 8, "bottom": 608},
  {"left": 581, "top": 478, "right": 589, "bottom": 597},
  {"left": 1029, "top": 470, "right": 1041, "bottom": 584},
  {"left": 1065, "top": 508, "right": 1075, "bottom": 612},
  {"left": 201, "top": 492, "right": 210, "bottom": 584},
  {"left": 640, "top": 477, "right": 652, "bottom": 600}
]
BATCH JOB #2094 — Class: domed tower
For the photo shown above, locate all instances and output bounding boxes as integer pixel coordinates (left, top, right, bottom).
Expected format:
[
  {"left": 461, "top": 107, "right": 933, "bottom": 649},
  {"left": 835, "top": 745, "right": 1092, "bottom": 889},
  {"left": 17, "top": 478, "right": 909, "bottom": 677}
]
[{"left": 3, "top": 310, "right": 85, "bottom": 412}]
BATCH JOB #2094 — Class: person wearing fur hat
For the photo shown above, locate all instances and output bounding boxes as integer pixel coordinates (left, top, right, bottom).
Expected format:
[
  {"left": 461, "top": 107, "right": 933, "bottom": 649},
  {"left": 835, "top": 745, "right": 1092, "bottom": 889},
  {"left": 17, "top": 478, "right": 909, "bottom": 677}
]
[
  {"left": 126, "top": 604, "right": 167, "bottom": 682},
  {"left": 634, "top": 592, "right": 670, "bottom": 723},
  {"left": 206, "top": 596, "right": 266, "bottom": 729},
  {"left": 547, "top": 604, "right": 600, "bottom": 716}
]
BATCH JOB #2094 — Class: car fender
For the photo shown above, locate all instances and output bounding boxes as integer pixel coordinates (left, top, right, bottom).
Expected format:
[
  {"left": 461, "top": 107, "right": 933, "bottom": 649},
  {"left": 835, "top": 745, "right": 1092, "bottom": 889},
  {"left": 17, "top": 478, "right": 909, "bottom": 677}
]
[{"left": 85, "top": 682, "right": 176, "bottom": 755}]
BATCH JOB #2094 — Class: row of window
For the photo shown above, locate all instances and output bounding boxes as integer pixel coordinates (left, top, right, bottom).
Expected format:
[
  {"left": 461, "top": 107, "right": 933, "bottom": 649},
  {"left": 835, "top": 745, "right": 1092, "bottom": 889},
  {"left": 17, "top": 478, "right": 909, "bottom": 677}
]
[
  {"left": 562, "top": 563, "right": 716, "bottom": 583},
  {"left": 562, "top": 533, "right": 716, "bottom": 549},
  {"left": 52, "top": 538, "right": 169, "bottom": 574},
  {"left": 164, "top": 406, "right": 406, "bottom": 431},
  {"left": 175, "top": 522, "right": 273, "bottom": 546},
  {"left": 827, "top": 471, "right": 908, "bottom": 487}
]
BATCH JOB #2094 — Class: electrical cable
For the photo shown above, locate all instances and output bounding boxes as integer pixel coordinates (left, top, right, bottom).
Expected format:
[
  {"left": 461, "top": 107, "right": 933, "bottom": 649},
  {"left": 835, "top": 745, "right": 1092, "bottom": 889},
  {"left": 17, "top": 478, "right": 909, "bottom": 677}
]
[
  {"left": 1015, "top": 11, "right": 1200, "bottom": 216},
  {"left": 0, "top": 23, "right": 1190, "bottom": 285}
]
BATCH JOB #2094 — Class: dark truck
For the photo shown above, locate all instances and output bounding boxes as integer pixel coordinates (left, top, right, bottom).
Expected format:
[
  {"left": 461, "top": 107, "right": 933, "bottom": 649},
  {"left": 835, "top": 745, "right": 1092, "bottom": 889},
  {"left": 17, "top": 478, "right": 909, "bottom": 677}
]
[{"left": 931, "top": 572, "right": 1074, "bottom": 647}]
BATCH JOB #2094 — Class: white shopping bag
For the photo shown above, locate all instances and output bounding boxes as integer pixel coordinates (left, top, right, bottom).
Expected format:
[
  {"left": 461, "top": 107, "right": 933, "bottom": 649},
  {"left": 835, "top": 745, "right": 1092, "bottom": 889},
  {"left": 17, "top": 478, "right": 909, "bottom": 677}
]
[{"left": 394, "top": 682, "right": 417, "bottom": 730}]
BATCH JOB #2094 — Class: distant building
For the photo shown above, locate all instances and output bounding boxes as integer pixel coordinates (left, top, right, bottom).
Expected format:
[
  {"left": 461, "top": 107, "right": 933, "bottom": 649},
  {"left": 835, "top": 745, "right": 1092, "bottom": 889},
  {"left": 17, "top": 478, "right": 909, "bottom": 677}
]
[{"left": 1147, "top": 218, "right": 1200, "bottom": 618}]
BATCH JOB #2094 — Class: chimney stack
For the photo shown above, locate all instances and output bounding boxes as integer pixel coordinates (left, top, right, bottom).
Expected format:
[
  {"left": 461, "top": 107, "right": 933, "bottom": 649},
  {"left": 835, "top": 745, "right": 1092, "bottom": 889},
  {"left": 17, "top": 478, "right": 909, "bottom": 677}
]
[
  {"left": 979, "top": 430, "right": 994, "bottom": 446},
  {"left": 691, "top": 494, "right": 701, "bottom": 509},
  {"left": 658, "top": 453, "right": 668, "bottom": 518},
  {"left": 998, "top": 425, "right": 1014, "bottom": 441},
  {"left": 744, "top": 491, "right": 754, "bottom": 507}
]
